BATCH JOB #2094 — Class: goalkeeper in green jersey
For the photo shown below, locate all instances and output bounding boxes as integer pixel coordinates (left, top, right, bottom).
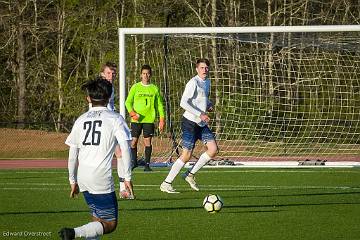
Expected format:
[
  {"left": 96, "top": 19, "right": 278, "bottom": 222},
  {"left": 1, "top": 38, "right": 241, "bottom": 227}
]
[{"left": 125, "top": 64, "right": 165, "bottom": 171}]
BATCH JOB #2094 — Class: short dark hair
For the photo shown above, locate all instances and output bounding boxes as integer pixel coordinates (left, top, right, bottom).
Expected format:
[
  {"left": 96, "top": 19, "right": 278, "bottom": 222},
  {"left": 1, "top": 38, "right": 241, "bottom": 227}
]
[
  {"left": 141, "top": 64, "right": 152, "bottom": 74},
  {"left": 196, "top": 58, "right": 210, "bottom": 67},
  {"left": 82, "top": 77, "right": 112, "bottom": 106},
  {"left": 100, "top": 61, "right": 117, "bottom": 73}
]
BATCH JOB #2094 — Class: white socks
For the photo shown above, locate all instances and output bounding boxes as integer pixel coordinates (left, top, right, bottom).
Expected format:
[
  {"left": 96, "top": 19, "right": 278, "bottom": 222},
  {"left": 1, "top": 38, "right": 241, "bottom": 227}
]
[
  {"left": 164, "top": 159, "right": 185, "bottom": 183},
  {"left": 74, "top": 221, "right": 104, "bottom": 238},
  {"left": 164, "top": 152, "right": 212, "bottom": 183},
  {"left": 189, "top": 152, "right": 211, "bottom": 175}
]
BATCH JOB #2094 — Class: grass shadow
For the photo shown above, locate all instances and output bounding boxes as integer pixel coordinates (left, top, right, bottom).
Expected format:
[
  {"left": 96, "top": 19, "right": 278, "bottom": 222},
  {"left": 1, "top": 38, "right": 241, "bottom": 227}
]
[{"left": 0, "top": 210, "right": 89, "bottom": 216}]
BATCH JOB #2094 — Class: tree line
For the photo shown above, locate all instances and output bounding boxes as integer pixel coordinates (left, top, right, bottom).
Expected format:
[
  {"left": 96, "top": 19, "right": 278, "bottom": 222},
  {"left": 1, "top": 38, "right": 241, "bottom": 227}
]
[{"left": 1, "top": 0, "right": 359, "bottom": 135}]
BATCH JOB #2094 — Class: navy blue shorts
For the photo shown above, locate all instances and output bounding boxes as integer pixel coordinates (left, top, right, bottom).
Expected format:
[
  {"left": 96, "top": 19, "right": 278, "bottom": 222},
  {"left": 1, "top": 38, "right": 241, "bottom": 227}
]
[
  {"left": 181, "top": 117, "right": 215, "bottom": 150},
  {"left": 83, "top": 191, "right": 118, "bottom": 222}
]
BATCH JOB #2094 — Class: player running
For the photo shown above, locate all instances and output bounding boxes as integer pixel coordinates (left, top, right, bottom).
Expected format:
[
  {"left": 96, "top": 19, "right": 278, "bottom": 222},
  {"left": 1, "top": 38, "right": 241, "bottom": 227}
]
[
  {"left": 160, "top": 58, "right": 218, "bottom": 193},
  {"left": 125, "top": 64, "right": 165, "bottom": 171},
  {"left": 59, "top": 78, "right": 133, "bottom": 239}
]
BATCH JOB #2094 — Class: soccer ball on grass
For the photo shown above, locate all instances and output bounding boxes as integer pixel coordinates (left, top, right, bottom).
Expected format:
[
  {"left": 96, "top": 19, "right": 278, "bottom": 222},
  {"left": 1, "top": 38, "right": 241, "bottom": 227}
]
[{"left": 203, "top": 194, "right": 223, "bottom": 213}]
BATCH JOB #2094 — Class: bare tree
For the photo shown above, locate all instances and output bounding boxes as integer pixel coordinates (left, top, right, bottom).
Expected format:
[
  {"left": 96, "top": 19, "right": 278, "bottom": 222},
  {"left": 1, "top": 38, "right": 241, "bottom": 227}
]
[
  {"left": 184, "top": 0, "right": 207, "bottom": 26},
  {"left": 56, "top": 1, "right": 65, "bottom": 131},
  {"left": 16, "top": 20, "right": 26, "bottom": 127},
  {"left": 9, "top": 1, "right": 29, "bottom": 128}
]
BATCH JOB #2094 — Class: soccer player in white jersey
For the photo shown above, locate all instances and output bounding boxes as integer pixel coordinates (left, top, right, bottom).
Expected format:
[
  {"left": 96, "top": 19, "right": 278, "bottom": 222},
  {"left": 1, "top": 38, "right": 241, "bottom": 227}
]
[
  {"left": 99, "top": 62, "right": 133, "bottom": 199},
  {"left": 58, "top": 78, "right": 133, "bottom": 240},
  {"left": 100, "top": 62, "right": 116, "bottom": 111},
  {"left": 160, "top": 58, "right": 218, "bottom": 193}
]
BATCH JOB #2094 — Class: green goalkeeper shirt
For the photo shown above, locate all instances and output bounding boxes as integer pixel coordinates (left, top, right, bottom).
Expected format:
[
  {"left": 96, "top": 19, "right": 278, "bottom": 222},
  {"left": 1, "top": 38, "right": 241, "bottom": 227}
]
[{"left": 125, "top": 82, "right": 165, "bottom": 123}]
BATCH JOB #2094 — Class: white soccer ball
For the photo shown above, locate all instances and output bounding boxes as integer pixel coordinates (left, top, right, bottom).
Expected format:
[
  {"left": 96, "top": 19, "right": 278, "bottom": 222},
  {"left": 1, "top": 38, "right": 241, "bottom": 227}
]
[{"left": 203, "top": 194, "right": 223, "bottom": 213}]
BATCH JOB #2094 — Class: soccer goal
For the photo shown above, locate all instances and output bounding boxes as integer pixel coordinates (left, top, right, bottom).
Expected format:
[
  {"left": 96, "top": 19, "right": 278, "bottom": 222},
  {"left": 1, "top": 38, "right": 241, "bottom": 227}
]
[{"left": 118, "top": 25, "right": 360, "bottom": 163}]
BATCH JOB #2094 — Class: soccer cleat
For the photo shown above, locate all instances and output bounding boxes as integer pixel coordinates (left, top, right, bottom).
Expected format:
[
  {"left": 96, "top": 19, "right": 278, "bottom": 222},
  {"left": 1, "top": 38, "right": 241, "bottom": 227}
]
[
  {"left": 182, "top": 172, "right": 200, "bottom": 191},
  {"left": 160, "top": 182, "right": 179, "bottom": 193},
  {"left": 58, "top": 228, "right": 75, "bottom": 240}
]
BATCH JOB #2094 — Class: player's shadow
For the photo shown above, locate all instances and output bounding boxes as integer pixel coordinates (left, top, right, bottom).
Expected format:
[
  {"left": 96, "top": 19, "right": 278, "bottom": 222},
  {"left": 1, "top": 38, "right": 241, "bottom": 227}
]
[
  {"left": 122, "top": 205, "right": 204, "bottom": 211},
  {"left": 224, "top": 209, "right": 282, "bottom": 214},
  {"left": 126, "top": 195, "right": 204, "bottom": 203},
  {"left": 121, "top": 200, "right": 359, "bottom": 213},
  {"left": 0, "top": 209, "right": 89, "bottom": 216},
  {"left": 120, "top": 205, "right": 282, "bottom": 214},
  {"left": 212, "top": 201, "right": 360, "bottom": 213},
  {"left": 224, "top": 190, "right": 360, "bottom": 200},
  {"left": 0, "top": 176, "right": 55, "bottom": 180}
]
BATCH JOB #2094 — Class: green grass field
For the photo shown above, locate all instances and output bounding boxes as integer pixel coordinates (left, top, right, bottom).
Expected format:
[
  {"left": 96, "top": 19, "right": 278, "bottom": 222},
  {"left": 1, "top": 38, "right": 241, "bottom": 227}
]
[{"left": 0, "top": 167, "right": 359, "bottom": 240}]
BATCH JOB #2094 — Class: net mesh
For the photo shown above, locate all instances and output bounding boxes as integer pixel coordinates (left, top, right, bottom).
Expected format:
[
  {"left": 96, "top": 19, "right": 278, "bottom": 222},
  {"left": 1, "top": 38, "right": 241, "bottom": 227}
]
[{"left": 123, "top": 32, "right": 360, "bottom": 162}]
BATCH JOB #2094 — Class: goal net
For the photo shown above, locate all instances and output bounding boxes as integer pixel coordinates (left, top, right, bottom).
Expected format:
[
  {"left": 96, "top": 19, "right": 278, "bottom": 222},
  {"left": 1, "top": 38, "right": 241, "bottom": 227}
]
[{"left": 118, "top": 26, "right": 360, "bottom": 162}]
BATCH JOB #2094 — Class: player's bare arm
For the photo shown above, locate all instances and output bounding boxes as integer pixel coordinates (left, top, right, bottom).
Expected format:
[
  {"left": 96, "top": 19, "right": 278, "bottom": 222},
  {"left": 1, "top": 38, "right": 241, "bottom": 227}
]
[{"left": 158, "top": 117, "right": 165, "bottom": 132}]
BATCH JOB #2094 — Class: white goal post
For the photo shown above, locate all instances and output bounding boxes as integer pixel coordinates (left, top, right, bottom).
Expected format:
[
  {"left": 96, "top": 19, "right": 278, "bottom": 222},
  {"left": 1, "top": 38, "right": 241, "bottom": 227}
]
[{"left": 118, "top": 25, "right": 360, "bottom": 162}]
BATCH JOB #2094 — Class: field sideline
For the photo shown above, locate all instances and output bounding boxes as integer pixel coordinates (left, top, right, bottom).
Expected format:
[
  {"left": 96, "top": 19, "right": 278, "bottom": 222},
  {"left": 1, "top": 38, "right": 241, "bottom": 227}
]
[
  {"left": 0, "top": 167, "right": 359, "bottom": 240},
  {"left": 0, "top": 159, "right": 359, "bottom": 169}
]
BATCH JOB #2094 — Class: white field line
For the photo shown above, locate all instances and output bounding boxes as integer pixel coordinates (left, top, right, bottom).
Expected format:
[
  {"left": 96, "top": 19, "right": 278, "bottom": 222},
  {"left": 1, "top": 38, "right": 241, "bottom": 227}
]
[
  {"left": 0, "top": 182, "right": 66, "bottom": 185},
  {"left": 198, "top": 169, "right": 359, "bottom": 173},
  {"left": 0, "top": 183, "right": 359, "bottom": 191},
  {"left": 0, "top": 187, "right": 69, "bottom": 191},
  {"left": 185, "top": 161, "right": 360, "bottom": 168},
  {"left": 0, "top": 169, "right": 359, "bottom": 175}
]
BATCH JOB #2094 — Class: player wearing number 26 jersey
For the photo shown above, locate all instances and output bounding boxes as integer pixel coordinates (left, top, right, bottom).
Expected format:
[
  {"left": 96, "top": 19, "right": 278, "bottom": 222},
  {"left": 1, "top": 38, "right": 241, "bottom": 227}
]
[
  {"left": 65, "top": 107, "right": 132, "bottom": 194},
  {"left": 59, "top": 78, "right": 132, "bottom": 240}
]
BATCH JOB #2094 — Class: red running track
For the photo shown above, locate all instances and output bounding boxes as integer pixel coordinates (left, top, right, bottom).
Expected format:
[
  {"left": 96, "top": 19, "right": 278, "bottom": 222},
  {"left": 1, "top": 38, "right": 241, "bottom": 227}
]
[{"left": 0, "top": 159, "right": 68, "bottom": 169}]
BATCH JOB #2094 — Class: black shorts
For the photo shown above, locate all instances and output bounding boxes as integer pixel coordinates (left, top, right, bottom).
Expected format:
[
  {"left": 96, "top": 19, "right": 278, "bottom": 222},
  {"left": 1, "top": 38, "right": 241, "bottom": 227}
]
[{"left": 131, "top": 122, "right": 155, "bottom": 138}]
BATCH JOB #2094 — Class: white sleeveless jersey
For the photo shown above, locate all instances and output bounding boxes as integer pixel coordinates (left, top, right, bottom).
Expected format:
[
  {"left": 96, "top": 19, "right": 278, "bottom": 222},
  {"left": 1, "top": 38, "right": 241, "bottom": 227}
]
[{"left": 65, "top": 106, "right": 131, "bottom": 194}]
